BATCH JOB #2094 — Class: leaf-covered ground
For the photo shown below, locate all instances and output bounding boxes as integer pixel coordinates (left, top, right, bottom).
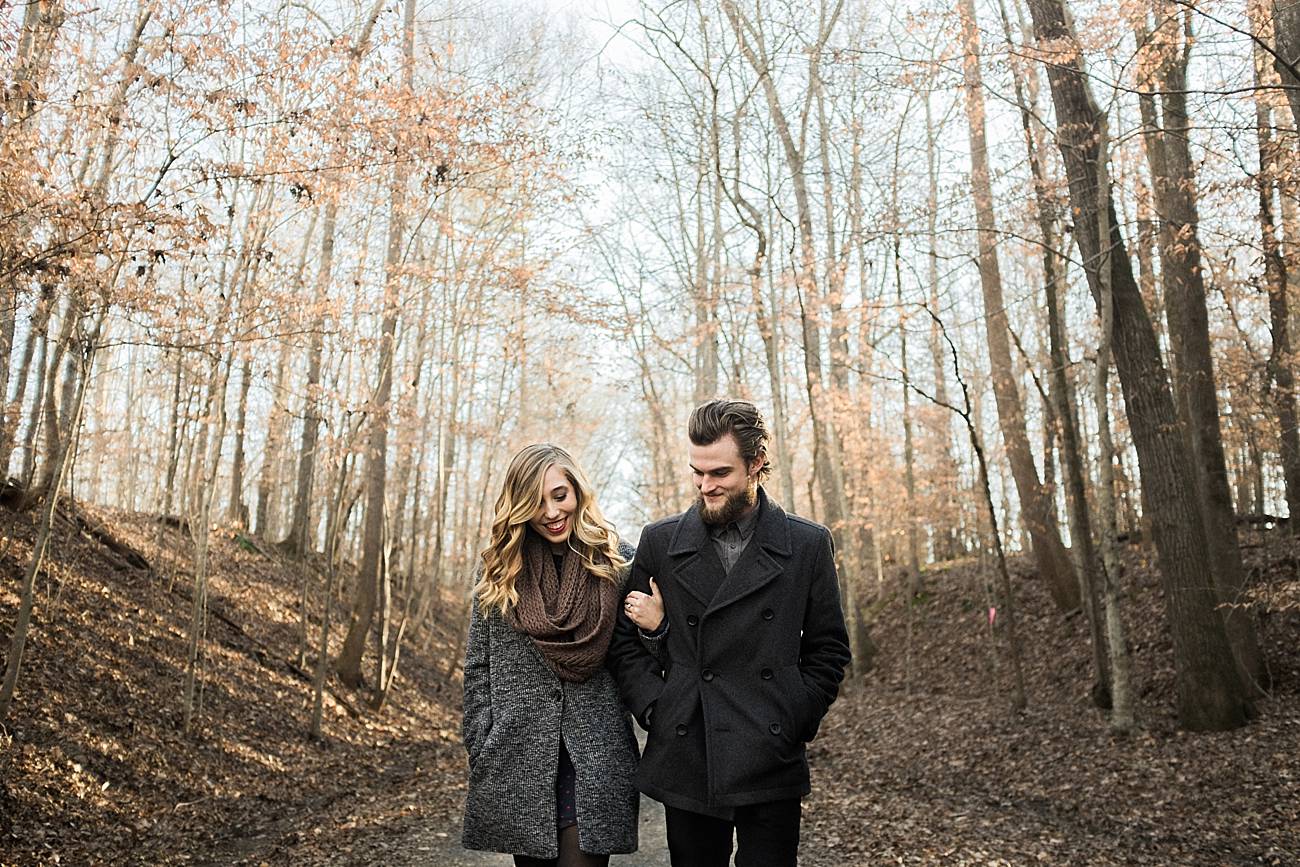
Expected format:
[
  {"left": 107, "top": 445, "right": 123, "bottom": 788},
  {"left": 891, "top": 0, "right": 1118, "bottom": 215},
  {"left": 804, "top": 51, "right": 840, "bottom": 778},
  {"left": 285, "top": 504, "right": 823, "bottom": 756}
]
[
  {"left": 0, "top": 502, "right": 471, "bottom": 866},
  {"left": 0, "top": 500, "right": 1297, "bottom": 865},
  {"left": 799, "top": 530, "right": 1300, "bottom": 866}
]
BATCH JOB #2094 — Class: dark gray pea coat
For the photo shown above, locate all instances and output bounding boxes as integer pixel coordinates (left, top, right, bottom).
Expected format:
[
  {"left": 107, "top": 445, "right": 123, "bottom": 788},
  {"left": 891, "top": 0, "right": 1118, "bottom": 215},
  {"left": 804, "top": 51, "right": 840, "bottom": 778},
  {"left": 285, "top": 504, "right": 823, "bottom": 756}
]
[
  {"left": 461, "top": 544, "right": 639, "bottom": 859},
  {"left": 608, "top": 488, "right": 851, "bottom": 813}
]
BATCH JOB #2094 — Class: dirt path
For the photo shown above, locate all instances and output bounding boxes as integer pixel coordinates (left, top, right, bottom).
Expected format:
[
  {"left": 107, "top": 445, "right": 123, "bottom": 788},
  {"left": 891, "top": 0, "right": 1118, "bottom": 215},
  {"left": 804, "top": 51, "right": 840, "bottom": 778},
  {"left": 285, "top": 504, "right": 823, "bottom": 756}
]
[{"left": 358, "top": 793, "right": 670, "bottom": 866}]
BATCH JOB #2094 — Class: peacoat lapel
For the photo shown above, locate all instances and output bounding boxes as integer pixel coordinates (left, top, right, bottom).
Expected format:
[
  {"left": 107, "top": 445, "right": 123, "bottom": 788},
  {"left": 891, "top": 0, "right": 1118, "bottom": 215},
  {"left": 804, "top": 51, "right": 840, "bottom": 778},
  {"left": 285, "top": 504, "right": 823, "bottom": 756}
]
[
  {"left": 666, "top": 502, "right": 722, "bottom": 608},
  {"left": 664, "top": 488, "right": 793, "bottom": 614},
  {"left": 705, "top": 488, "right": 792, "bottom": 614}
]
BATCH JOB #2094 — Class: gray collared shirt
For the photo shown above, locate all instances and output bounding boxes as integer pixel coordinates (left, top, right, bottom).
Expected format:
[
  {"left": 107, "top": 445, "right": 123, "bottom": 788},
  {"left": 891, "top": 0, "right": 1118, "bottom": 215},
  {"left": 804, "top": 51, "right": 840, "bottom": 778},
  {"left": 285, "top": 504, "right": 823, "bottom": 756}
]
[{"left": 709, "top": 502, "right": 760, "bottom": 575}]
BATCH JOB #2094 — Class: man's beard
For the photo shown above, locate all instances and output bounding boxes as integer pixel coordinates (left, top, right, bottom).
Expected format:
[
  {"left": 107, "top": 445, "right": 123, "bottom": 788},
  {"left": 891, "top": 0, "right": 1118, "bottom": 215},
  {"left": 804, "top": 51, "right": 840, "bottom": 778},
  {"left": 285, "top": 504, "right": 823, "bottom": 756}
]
[{"left": 698, "top": 480, "right": 758, "bottom": 526}]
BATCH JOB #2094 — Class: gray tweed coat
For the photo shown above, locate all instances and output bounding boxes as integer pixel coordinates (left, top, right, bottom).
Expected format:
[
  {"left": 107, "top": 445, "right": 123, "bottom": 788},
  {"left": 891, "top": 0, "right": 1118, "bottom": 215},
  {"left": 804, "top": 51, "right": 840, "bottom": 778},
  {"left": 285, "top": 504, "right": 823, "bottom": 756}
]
[{"left": 461, "top": 543, "right": 640, "bottom": 858}]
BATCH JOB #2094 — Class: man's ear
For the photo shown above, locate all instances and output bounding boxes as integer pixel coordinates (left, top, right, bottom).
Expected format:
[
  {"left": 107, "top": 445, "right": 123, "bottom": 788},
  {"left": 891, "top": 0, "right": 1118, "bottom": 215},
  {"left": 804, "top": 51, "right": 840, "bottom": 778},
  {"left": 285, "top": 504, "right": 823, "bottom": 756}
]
[{"left": 748, "top": 451, "right": 766, "bottom": 479}]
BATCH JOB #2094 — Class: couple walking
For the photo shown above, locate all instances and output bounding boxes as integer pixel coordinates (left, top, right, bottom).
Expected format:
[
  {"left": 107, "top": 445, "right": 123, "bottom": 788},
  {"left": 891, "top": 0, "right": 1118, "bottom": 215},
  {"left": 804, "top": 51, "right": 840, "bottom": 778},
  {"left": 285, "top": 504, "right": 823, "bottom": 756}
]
[{"left": 461, "top": 399, "right": 852, "bottom": 866}]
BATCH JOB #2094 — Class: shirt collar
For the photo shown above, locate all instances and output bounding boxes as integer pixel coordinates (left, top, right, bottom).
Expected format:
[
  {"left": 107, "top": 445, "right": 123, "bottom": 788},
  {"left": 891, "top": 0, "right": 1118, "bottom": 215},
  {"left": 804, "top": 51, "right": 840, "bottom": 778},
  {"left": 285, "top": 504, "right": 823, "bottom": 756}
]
[{"left": 708, "top": 495, "right": 762, "bottom": 539}]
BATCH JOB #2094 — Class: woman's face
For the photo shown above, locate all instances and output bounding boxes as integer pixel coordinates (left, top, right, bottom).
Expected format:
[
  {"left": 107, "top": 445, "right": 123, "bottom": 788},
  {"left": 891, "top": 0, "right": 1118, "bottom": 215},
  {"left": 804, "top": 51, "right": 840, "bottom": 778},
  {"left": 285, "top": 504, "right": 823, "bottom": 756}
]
[{"left": 528, "top": 464, "right": 577, "bottom": 549}]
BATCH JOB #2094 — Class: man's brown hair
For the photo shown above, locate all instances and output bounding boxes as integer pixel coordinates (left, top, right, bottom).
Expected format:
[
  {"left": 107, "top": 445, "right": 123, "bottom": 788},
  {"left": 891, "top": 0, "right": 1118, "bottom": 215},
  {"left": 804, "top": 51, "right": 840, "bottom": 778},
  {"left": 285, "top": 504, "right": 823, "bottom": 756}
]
[{"left": 688, "top": 399, "right": 772, "bottom": 481}]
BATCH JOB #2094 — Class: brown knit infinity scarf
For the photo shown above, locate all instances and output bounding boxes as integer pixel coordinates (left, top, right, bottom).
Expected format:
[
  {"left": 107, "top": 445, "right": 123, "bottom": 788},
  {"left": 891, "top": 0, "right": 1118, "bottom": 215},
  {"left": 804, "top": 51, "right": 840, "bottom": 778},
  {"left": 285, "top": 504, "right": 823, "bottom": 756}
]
[{"left": 509, "top": 534, "right": 619, "bottom": 682}]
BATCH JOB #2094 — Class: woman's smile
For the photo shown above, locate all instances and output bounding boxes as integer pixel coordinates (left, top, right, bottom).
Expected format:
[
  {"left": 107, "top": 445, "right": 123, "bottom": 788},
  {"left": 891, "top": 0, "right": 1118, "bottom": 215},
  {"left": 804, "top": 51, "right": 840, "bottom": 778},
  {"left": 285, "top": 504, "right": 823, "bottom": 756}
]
[{"left": 529, "top": 464, "right": 578, "bottom": 548}]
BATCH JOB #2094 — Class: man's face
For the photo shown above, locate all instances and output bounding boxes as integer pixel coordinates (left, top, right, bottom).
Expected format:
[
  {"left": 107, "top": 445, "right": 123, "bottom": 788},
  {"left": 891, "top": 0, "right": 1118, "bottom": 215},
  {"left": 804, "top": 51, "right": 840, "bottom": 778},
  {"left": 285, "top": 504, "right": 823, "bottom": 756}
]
[{"left": 689, "top": 434, "right": 761, "bottom": 526}]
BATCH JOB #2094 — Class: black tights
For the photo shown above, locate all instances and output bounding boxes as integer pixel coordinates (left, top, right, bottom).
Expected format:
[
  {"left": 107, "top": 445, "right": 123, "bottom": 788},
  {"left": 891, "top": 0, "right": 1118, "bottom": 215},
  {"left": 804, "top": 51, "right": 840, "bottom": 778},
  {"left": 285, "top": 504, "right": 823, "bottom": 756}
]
[{"left": 513, "top": 825, "right": 609, "bottom": 867}]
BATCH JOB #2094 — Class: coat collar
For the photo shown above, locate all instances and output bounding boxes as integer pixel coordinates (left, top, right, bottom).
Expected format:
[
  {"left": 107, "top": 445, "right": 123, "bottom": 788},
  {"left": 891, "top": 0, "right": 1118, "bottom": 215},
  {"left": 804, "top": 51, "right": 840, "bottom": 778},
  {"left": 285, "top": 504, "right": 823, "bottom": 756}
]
[{"left": 667, "top": 486, "right": 793, "bottom": 558}]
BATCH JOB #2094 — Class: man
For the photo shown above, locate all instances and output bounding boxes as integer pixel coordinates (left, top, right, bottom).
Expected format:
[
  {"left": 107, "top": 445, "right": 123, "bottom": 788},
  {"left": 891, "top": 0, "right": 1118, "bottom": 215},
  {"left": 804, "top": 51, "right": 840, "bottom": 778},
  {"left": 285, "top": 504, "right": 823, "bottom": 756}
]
[{"left": 610, "top": 399, "right": 851, "bottom": 867}]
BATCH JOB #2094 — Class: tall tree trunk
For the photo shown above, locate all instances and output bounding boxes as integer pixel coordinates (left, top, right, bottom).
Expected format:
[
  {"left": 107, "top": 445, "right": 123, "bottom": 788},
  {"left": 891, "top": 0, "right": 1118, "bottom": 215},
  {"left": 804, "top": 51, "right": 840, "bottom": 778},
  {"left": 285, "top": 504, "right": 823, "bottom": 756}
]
[
  {"left": 1025, "top": 0, "right": 1252, "bottom": 730},
  {"left": 284, "top": 201, "right": 336, "bottom": 555},
  {"left": 312, "top": 442, "right": 356, "bottom": 739},
  {"left": 898, "top": 237, "right": 922, "bottom": 594},
  {"left": 1254, "top": 7, "right": 1300, "bottom": 533},
  {"left": 925, "top": 89, "right": 962, "bottom": 561},
  {"left": 1, "top": 1, "right": 65, "bottom": 458},
  {"left": 958, "top": 0, "right": 1078, "bottom": 611},
  {"left": 1134, "top": 6, "right": 1261, "bottom": 686},
  {"left": 1094, "top": 255, "right": 1136, "bottom": 733},
  {"left": 182, "top": 350, "right": 231, "bottom": 732},
  {"left": 4, "top": 0, "right": 65, "bottom": 127},
  {"left": 256, "top": 335, "right": 293, "bottom": 537},
  {"left": 933, "top": 312, "right": 1028, "bottom": 711},
  {"left": 998, "top": 0, "right": 1111, "bottom": 706},
  {"left": 336, "top": 0, "right": 416, "bottom": 690},
  {"left": 693, "top": 69, "right": 720, "bottom": 403}
]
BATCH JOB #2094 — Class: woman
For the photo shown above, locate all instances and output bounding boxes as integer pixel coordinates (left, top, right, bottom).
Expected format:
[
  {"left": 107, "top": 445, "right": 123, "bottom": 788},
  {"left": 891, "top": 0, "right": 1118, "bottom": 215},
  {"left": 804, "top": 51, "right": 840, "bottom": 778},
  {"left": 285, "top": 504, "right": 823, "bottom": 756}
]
[{"left": 462, "top": 443, "right": 639, "bottom": 866}]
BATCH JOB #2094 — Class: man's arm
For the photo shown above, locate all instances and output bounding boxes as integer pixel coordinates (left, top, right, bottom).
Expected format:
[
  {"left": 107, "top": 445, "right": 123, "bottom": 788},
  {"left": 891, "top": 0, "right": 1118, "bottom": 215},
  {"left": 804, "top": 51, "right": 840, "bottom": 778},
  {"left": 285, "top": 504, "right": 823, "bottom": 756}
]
[
  {"left": 607, "top": 538, "right": 666, "bottom": 728},
  {"left": 795, "top": 528, "right": 852, "bottom": 741}
]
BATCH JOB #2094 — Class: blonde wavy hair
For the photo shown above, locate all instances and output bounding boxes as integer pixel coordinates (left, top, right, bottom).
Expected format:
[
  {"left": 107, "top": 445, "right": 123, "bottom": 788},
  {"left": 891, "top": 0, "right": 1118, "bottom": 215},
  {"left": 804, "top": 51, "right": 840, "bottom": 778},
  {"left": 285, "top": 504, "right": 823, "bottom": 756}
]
[{"left": 475, "top": 443, "right": 626, "bottom": 615}]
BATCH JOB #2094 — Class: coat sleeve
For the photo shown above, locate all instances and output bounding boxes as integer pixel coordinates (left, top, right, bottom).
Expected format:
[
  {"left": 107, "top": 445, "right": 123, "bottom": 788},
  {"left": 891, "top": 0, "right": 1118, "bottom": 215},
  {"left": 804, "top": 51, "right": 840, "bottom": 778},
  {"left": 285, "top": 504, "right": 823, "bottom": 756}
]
[
  {"left": 637, "top": 622, "right": 668, "bottom": 663},
  {"left": 612, "top": 539, "right": 668, "bottom": 663},
  {"left": 795, "top": 528, "right": 852, "bottom": 741},
  {"left": 461, "top": 597, "right": 492, "bottom": 762},
  {"left": 607, "top": 536, "right": 666, "bottom": 728}
]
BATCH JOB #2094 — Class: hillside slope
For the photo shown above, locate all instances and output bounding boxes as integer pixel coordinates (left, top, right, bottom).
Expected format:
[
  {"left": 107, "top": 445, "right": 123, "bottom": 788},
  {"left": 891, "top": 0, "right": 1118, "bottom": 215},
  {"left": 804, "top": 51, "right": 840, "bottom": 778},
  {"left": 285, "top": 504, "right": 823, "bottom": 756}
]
[{"left": 0, "top": 501, "right": 469, "bottom": 866}]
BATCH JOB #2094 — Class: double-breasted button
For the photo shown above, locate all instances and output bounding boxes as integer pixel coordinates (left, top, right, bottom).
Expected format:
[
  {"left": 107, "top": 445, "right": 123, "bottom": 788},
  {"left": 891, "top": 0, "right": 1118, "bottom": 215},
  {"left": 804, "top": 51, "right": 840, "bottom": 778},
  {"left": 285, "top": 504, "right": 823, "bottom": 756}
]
[
  {"left": 676, "top": 724, "right": 688, "bottom": 736},
  {"left": 769, "top": 722, "right": 782, "bottom": 736},
  {"left": 686, "top": 614, "right": 699, "bottom": 627},
  {"left": 701, "top": 669, "right": 715, "bottom": 682},
  {"left": 761, "top": 608, "right": 774, "bottom": 621},
  {"left": 760, "top": 668, "right": 774, "bottom": 680}
]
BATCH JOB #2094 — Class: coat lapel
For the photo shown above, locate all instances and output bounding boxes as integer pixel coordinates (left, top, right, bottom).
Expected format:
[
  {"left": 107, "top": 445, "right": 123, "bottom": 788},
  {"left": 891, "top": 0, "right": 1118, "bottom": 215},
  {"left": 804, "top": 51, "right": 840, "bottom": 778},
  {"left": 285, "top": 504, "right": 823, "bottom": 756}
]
[
  {"left": 667, "top": 502, "right": 720, "bottom": 608},
  {"left": 704, "top": 488, "right": 792, "bottom": 615}
]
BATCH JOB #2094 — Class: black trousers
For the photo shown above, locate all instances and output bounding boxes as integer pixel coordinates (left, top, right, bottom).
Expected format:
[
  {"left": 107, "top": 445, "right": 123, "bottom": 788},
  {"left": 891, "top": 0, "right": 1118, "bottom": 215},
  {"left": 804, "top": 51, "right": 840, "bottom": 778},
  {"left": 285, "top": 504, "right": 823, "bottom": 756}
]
[{"left": 664, "top": 799, "right": 801, "bottom": 867}]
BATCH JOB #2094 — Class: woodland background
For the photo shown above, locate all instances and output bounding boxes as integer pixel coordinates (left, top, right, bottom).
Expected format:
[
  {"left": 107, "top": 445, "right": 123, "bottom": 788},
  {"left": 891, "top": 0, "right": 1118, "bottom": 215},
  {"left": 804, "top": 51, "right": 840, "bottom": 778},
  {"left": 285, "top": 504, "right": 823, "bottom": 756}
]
[{"left": 1, "top": 0, "right": 1299, "bottom": 864}]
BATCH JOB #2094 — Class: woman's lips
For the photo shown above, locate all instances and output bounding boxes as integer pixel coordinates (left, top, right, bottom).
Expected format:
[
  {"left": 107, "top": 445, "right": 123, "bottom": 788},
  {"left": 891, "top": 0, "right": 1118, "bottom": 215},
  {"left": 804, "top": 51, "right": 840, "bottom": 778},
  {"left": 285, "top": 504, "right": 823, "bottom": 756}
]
[{"left": 544, "top": 518, "right": 567, "bottom": 535}]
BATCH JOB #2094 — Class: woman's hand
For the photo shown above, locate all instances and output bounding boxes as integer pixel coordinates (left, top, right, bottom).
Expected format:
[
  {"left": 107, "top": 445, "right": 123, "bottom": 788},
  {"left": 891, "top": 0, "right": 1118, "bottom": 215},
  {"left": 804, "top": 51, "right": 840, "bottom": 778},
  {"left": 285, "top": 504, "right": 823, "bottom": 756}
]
[{"left": 623, "top": 578, "right": 664, "bottom": 632}]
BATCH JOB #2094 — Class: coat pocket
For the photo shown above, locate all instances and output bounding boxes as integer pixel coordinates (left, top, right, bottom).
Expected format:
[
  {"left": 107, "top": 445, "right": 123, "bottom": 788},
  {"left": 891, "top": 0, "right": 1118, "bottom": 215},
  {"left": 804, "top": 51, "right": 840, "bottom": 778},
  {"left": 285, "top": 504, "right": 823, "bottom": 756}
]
[
  {"left": 466, "top": 719, "right": 494, "bottom": 767},
  {"left": 776, "top": 665, "right": 818, "bottom": 742}
]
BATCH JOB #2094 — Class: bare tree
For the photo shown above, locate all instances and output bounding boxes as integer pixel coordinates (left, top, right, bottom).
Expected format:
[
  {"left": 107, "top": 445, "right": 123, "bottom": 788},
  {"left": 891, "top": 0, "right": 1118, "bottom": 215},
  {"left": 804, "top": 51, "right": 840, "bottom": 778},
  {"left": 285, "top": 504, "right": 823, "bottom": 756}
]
[
  {"left": 957, "top": 0, "right": 1078, "bottom": 612},
  {"left": 1025, "top": 0, "right": 1252, "bottom": 731}
]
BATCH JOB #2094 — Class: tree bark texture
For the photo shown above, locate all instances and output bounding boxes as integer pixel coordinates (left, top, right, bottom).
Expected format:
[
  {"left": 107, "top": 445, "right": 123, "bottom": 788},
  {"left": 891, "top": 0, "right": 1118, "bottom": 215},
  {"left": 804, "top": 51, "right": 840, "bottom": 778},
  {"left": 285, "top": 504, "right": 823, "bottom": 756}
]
[
  {"left": 1135, "top": 7, "right": 1261, "bottom": 685},
  {"left": 1025, "top": 0, "right": 1252, "bottom": 731}
]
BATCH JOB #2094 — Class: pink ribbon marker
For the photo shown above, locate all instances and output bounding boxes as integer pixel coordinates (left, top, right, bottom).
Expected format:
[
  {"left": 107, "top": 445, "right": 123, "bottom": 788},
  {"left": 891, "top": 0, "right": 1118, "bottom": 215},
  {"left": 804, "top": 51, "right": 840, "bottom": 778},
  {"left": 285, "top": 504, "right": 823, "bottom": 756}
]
[{"left": 987, "top": 606, "right": 997, "bottom": 626}]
